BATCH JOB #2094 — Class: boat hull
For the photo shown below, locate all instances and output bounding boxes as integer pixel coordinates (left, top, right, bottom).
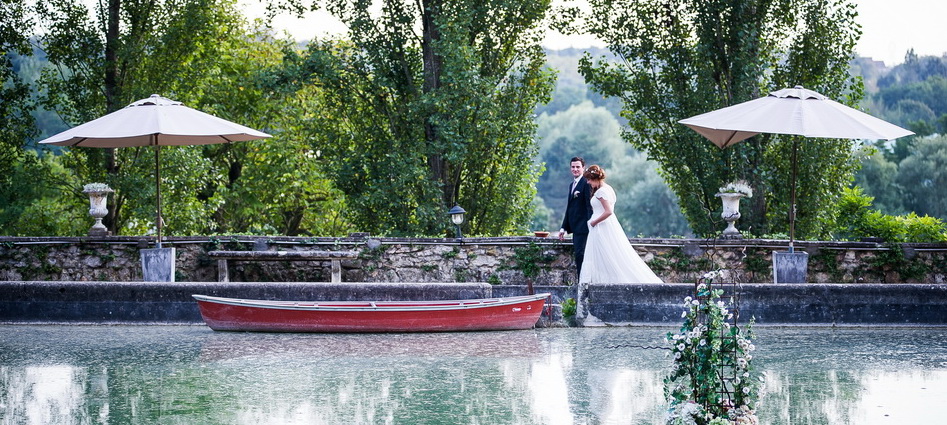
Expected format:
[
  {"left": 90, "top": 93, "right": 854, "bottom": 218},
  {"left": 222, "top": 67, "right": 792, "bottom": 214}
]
[{"left": 192, "top": 293, "right": 550, "bottom": 333}]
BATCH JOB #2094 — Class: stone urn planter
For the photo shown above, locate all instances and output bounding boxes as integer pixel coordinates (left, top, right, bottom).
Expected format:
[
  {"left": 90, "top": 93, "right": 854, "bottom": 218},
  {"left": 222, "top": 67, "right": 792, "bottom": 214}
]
[
  {"left": 82, "top": 183, "right": 113, "bottom": 236},
  {"left": 715, "top": 192, "right": 745, "bottom": 239}
]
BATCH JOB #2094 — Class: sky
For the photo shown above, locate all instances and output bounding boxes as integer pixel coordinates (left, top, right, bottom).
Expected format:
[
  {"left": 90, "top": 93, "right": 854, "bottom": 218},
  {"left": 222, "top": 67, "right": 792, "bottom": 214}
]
[
  {"left": 249, "top": 0, "right": 947, "bottom": 67},
  {"left": 852, "top": 0, "right": 947, "bottom": 65}
]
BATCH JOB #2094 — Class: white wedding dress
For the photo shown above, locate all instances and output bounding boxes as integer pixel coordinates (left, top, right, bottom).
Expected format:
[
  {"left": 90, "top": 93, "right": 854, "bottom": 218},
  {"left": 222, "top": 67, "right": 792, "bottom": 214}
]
[{"left": 579, "top": 184, "right": 663, "bottom": 284}]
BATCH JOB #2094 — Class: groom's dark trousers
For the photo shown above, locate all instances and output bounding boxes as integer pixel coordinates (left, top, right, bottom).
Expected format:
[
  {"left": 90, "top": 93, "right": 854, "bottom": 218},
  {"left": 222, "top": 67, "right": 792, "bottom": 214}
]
[{"left": 561, "top": 177, "right": 593, "bottom": 278}]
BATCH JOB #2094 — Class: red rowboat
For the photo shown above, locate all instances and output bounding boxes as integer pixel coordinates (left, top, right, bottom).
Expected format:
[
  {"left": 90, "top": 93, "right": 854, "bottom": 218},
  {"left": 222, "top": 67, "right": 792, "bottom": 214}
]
[{"left": 192, "top": 293, "right": 551, "bottom": 333}]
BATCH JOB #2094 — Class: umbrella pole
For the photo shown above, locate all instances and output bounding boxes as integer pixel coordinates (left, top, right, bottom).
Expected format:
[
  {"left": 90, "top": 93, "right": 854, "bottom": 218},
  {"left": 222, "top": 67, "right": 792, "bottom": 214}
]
[
  {"left": 156, "top": 145, "right": 162, "bottom": 249},
  {"left": 789, "top": 139, "right": 798, "bottom": 253}
]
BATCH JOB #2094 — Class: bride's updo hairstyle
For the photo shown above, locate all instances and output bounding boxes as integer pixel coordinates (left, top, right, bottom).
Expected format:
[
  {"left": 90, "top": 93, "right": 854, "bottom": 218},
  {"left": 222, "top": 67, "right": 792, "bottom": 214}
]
[{"left": 584, "top": 165, "right": 606, "bottom": 181}]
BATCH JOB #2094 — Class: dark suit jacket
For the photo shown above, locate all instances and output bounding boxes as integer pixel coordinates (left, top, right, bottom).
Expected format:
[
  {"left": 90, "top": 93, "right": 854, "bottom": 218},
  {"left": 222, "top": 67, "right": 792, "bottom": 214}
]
[{"left": 561, "top": 177, "right": 593, "bottom": 235}]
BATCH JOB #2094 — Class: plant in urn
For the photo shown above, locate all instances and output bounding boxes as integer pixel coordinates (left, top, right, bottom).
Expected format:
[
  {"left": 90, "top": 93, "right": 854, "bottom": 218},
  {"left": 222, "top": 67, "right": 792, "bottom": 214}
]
[
  {"left": 715, "top": 180, "right": 752, "bottom": 239},
  {"left": 83, "top": 183, "right": 113, "bottom": 236}
]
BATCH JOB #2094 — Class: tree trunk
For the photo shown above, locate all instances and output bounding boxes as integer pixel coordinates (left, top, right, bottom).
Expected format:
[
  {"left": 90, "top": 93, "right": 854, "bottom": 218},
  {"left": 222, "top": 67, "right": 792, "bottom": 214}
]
[
  {"left": 420, "top": 0, "right": 454, "bottom": 207},
  {"left": 103, "top": 0, "right": 121, "bottom": 234}
]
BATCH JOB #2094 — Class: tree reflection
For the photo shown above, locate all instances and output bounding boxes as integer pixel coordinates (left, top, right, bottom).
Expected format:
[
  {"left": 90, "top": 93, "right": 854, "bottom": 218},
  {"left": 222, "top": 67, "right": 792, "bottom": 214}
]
[{"left": 2, "top": 326, "right": 947, "bottom": 424}]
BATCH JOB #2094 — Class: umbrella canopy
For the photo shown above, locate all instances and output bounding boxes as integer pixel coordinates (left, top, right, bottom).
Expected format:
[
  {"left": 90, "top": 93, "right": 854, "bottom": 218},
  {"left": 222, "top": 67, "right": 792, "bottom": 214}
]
[
  {"left": 39, "top": 94, "right": 271, "bottom": 245},
  {"left": 678, "top": 86, "right": 913, "bottom": 248},
  {"left": 39, "top": 94, "right": 270, "bottom": 147},
  {"left": 680, "top": 86, "right": 914, "bottom": 148}
]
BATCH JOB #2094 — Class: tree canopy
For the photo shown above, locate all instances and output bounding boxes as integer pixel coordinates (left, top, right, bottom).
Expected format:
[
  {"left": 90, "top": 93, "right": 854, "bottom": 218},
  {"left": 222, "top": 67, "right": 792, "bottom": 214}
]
[
  {"left": 3, "top": 0, "right": 560, "bottom": 238},
  {"left": 8, "top": 0, "right": 344, "bottom": 237},
  {"left": 563, "top": 0, "right": 863, "bottom": 239},
  {"left": 3, "top": 0, "right": 940, "bottom": 241},
  {"left": 269, "top": 0, "right": 556, "bottom": 236},
  {"left": 0, "top": 0, "right": 53, "bottom": 234}
]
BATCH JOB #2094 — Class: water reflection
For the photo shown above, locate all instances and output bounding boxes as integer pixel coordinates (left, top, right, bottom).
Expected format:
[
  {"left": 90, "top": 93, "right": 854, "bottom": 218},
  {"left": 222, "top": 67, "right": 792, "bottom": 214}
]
[
  {"left": 1, "top": 326, "right": 945, "bottom": 424},
  {"left": 198, "top": 331, "right": 544, "bottom": 361}
]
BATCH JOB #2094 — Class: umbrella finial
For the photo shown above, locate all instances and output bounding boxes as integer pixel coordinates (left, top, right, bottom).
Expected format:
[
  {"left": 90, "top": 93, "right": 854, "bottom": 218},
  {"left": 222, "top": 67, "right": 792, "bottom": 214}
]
[
  {"left": 128, "top": 94, "right": 182, "bottom": 108},
  {"left": 771, "top": 86, "right": 826, "bottom": 100}
]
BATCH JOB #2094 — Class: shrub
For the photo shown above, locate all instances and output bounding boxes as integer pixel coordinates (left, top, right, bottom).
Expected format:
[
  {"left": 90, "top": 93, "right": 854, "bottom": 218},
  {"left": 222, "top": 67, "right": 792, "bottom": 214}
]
[
  {"left": 834, "top": 187, "right": 947, "bottom": 242},
  {"left": 900, "top": 213, "right": 947, "bottom": 242},
  {"left": 561, "top": 298, "right": 577, "bottom": 318}
]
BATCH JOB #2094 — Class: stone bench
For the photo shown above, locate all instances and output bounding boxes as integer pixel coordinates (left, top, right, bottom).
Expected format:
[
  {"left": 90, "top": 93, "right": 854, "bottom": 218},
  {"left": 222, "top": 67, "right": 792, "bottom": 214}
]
[{"left": 207, "top": 250, "right": 360, "bottom": 283}]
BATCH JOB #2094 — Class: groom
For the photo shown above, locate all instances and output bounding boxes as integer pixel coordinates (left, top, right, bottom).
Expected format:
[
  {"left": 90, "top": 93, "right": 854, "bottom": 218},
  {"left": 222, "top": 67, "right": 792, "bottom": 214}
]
[{"left": 558, "top": 156, "right": 594, "bottom": 279}]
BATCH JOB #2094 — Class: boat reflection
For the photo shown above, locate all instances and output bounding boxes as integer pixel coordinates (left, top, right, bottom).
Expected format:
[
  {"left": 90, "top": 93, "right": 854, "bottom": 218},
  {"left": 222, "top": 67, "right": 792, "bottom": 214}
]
[{"left": 198, "top": 329, "right": 545, "bottom": 362}]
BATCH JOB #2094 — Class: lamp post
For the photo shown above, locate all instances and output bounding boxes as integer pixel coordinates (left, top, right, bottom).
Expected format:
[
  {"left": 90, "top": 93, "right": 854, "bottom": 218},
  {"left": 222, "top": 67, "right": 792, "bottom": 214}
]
[{"left": 448, "top": 205, "right": 466, "bottom": 238}]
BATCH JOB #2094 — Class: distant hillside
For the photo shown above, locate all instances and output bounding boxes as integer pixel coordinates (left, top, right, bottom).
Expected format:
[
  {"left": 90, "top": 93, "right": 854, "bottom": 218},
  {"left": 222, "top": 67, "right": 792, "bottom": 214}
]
[
  {"left": 539, "top": 47, "right": 624, "bottom": 121},
  {"left": 856, "top": 52, "right": 947, "bottom": 135},
  {"left": 850, "top": 56, "right": 890, "bottom": 93}
]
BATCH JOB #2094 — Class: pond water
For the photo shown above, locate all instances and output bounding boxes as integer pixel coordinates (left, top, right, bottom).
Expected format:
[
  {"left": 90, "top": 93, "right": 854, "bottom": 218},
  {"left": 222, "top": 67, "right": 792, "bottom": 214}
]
[{"left": 1, "top": 325, "right": 946, "bottom": 424}]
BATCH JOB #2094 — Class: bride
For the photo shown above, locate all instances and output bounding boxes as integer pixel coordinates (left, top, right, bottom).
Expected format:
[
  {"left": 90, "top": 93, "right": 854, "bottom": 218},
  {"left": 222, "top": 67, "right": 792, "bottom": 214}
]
[{"left": 579, "top": 165, "right": 663, "bottom": 284}]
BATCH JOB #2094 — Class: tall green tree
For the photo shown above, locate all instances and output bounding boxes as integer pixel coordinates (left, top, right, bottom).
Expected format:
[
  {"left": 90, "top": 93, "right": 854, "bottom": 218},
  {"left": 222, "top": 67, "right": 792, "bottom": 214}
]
[
  {"left": 28, "top": 0, "right": 333, "bottom": 237},
  {"left": 0, "top": 0, "right": 34, "bottom": 148},
  {"left": 561, "top": 0, "right": 862, "bottom": 238},
  {"left": 208, "top": 82, "right": 355, "bottom": 236},
  {"left": 33, "top": 0, "right": 248, "bottom": 235},
  {"left": 272, "top": 0, "right": 556, "bottom": 236},
  {"left": 897, "top": 135, "right": 947, "bottom": 220},
  {"left": 0, "top": 0, "right": 58, "bottom": 235},
  {"left": 853, "top": 147, "right": 905, "bottom": 215}
]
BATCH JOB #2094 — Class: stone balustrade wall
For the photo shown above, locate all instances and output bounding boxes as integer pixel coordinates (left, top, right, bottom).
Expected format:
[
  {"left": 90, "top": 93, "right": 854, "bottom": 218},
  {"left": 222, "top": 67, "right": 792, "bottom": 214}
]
[{"left": 1, "top": 236, "right": 945, "bottom": 284}]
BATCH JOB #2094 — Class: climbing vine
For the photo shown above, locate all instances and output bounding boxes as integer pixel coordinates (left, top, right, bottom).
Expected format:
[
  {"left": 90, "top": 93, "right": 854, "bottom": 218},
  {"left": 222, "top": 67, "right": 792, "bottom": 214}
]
[{"left": 506, "top": 242, "right": 557, "bottom": 279}]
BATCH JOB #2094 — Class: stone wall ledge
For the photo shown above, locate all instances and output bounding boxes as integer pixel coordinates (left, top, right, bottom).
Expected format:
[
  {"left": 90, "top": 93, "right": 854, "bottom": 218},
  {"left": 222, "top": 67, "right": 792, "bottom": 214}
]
[
  {"left": 3, "top": 281, "right": 946, "bottom": 326},
  {"left": 2, "top": 236, "right": 945, "bottom": 284},
  {"left": 2, "top": 235, "right": 946, "bottom": 250},
  {"left": 584, "top": 283, "right": 947, "bottom": 326},
  {"left": 0, "top": 281, "right": 495, "bottom": 324}
]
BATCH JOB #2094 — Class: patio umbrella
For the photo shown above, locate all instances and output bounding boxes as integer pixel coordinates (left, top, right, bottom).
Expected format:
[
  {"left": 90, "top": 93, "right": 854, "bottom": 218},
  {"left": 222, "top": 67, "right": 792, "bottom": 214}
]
[
  {"left": 39, "top": 94, "right": 271, "bottom": 246},
  {"left": 678, "top": 86, "right": 913, "bottom": 249}
]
